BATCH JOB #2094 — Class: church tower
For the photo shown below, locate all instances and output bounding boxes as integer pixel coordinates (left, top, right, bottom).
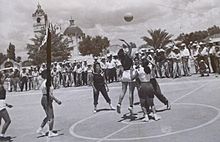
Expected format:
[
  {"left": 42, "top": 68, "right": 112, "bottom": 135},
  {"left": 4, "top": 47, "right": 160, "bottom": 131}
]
[{"left": 32, "top": 3, "right": 48, "bottom": 35}]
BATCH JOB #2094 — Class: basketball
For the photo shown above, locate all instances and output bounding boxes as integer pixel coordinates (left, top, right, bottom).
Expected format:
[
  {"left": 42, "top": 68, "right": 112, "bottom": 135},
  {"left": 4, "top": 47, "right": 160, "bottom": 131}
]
[{"left": 124, "top": 12, "right": 133, "bottom": 22}]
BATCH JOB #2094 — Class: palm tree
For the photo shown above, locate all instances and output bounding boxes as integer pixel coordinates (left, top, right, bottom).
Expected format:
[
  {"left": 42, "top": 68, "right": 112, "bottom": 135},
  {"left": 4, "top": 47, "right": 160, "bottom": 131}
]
[{"left": 142, "top": 29, "right": 173, "bottom": 49}]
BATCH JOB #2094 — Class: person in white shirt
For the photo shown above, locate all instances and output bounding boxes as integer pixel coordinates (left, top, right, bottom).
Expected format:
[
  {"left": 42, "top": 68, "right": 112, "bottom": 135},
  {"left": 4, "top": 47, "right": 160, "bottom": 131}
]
[
  {"left": 172, "top": 47, "right": 181, "bottom": 78},
  {"left": 106, "top": 55, "right": 116, "bottom": 83},
  {"left": 209, "top": 43, "right": 217, "bottom": 73},
  {"left": 199, "top": 43, "right": 211, "bottom": 73},
  {"left": 76, "top": 63, "right": 83, "bottom": 86},
  {"left": 20, "top": 68, "right": 28, "bottom": 91},
  {"left": 180, "top": 43, "right": 191, "bottom": 76},
  {"left": 131, "top": 59, "right": 161, "bottom": 121},
  {"left": 36, "top": 72, "right": 62, "bottom": 137},
  {"left": 32, "top": 68, "right": 39, "bottom": 90},
  {"left": 82, "top": 61, "right": 88, "bottom": 85},
  {"left": 191, "top": 44, "right": 200, "bottom": 73}
]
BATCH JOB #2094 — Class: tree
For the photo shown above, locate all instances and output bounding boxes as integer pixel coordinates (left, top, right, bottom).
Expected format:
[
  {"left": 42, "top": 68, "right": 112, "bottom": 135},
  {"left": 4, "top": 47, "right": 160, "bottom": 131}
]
[
  {"left": 79, "top": 35, "right": 110, "bottom": 56},
  {"left": 0, "top": 53, "right": 7, "bottom": 65},
  {"left": 142, "top": 29, "right": 173, "bottom": 49},
  {"left": 175, "top": 25, "right": 220, "bottom": 45},
  {"left": 7, "top": 43, "right": 16, "bottom": 61},
  {"left": 27, "top": 24, "right": 71, "bottom": 65},
  {"left": 207, "top": 25, "right": 220, "bottom": 35}
]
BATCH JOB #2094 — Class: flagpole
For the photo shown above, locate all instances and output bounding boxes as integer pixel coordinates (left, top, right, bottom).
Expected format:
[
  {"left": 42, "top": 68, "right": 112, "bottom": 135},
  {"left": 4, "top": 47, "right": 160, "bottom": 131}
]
[{"left": 46, "top": 28, "right": 51, "bottom": 103}]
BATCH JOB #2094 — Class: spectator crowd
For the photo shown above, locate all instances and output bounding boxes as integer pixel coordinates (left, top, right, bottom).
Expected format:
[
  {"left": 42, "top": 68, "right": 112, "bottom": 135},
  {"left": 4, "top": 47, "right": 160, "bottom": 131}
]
[{"left": 0, "top": 40, "right": 220, "bottom": 92}]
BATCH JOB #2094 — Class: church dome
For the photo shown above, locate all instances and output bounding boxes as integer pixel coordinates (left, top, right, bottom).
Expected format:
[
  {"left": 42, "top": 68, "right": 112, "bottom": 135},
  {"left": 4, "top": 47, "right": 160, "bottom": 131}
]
[{"left": 64, "top": 19, "right": 84, "bottom": 38}]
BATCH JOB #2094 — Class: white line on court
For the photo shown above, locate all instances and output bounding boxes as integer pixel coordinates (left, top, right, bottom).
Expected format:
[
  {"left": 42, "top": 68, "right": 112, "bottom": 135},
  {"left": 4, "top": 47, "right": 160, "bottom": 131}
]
[
  {"left": 69, "top": 82, "right": 220, "bottom": 142},
  {"left": 105, "top": 103, "right": 220, "bottom": 141},
  {"left": 92, "top": 83, "right": 208, "bottom": 142}
]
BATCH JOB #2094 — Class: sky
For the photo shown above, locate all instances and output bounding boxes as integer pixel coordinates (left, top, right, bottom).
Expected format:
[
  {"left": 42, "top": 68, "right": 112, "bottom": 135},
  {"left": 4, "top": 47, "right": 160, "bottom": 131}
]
[{"left": 0, "top": 0, "right": 220, "bottom": 59}]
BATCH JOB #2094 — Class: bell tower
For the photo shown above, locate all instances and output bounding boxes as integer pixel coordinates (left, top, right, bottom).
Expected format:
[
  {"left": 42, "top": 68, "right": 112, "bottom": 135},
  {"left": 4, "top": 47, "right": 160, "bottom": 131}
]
[{"left": 32, "top": 2, "right": 48, "bottom": 35}]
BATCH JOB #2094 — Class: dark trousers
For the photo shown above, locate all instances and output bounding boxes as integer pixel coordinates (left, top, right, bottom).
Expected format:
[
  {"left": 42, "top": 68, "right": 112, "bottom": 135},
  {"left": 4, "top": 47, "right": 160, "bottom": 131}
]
[
  {"left": 150, "top": 78, "right": 168, "bottom": 105},
  {"left": 73, "top": 72, "right": 77, "bottom": 86},
  {"left": 93, "top": 85, "right": 111, "bottom": 106},
  {"left": 20, "top": 77, "right": 28, "bottom": 91},
  {"left": 210, "top": 55, "right": 217, "bottom": 73},
  {"left": 113, "top": 68, "right": 117, "bottom": 81},
  {"left": 82, "top": 71, "right": 88, "bottom": 85},
  {"left": 108, "top": 68, "right": 115, "bottom": 83}
]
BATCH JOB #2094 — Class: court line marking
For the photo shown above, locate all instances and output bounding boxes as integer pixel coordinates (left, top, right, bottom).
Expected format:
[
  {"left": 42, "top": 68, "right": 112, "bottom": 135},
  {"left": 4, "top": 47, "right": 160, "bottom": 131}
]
[
  {"left": 94, "top": 83, "right": 207, "bottom": 142},
  {"left": 105, "top": 103, "right": 220, "bottom": 141},
  {"left": 69, "top": 83, "right": 214, "bottom": 141}
]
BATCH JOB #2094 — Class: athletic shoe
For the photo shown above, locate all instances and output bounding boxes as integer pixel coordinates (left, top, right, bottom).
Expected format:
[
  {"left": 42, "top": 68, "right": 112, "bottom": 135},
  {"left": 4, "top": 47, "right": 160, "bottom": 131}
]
[
  {"left": 154, "top": 114, "right": 161, "bottom": 121},
  {"left": 143, "top": 115, "right": 149, "bottom": 122},
  {"left": 128, "top": 106, "right": 133, "bottom": 115},
  {"left": 166, "top": 101, "right": 171, "bottom": 110},
  {"left": 148, "top": 112, "right": 154, "bottom": 118},
  {"left": 48, "top": 131, "right": 58, "bottom": 138},
  {"left": 116, "top": 104, "right": 121, "bottom": 114},
  {"left": 93, "top": 106, "right": 97, "bottom": 113},
  {"left": 109, "top": 104, "right": 115, "bottom": 110},
  {"left": 36, "top": 127, "right": 45, "bottom": 135}
]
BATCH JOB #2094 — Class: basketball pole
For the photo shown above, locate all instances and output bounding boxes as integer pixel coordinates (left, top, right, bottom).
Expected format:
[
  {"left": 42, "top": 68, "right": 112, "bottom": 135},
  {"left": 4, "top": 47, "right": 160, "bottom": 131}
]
[{"left": 46, "top": 27, "right": 52, "bottom": 103}]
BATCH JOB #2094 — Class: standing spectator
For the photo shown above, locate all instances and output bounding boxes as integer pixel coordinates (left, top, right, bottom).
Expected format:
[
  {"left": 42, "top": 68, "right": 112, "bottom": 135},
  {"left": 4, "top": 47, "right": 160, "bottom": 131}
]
[
  {"left": 106, "top": 54, "right": 116, "bottom": 83},
  {"left": 157, "top": 49, "right": 168, "bottom": 78},
  {"left": 209, "top": 43, "right": 217, "bottom": 73},
  {"left": 32, "top": 68, "right": 39, "bottom": 90},
  {"left": 215, "top": 46, "right": 220, "bottom": 74},
  {"left": 20, "top": 68, "right": 28, "bottom": 92},
  {"left": 200, "top": 42, "right": 211, "bottom": 73},
  {"left": 87, "top": 64, "right": 93, "bottom": 86},
  {"left": 172, "top": 46, "right": 181, "bottom": 78},
  {"left": 180, "top": 43, "right": 191, "bottom": 76},
  {"left": 28, "top": 68, "right": 34, "bottom": 90},
  {"left": 76, "top": 63, "right": 83, "bottom": 86},
  {"left": 11, "top": 68, "right": 20, "bottom": 92},
  {"left": 82, "top": 60, "right": 88, "bottom": 86},
  {"left": 72, "top": 61, "right": 77, "bottom": 86}
]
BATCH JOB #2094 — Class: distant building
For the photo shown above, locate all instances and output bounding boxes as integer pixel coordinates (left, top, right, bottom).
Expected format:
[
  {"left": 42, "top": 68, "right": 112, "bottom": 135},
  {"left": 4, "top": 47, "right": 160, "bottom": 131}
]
[
  {"left": 0, "top": 58, "right": 21, "bottom": 70},
  {"left": 64, "top": 19, "right": 84, "bottom": 57},
  {"left": 32, "top": 3, "right": 48, "bottom": 36},
  {"left": 204, "top": 33, "right": 220, "bottom": 44}
]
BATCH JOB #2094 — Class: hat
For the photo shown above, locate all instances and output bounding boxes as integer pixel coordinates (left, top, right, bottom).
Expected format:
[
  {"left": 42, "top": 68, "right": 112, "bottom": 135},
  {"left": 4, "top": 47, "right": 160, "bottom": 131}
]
[
  {"left": 94, "top": 57, "right": 98, "bottom": 60},
  {"left": 173, "top": 46, "right": 179, "bottom": 50},
  {"left": 159, "top": 49, "right": 165, "bottom": 52},
  {"left": 181, "top": 43, "right": 186, "bottom": 46},
  {"left": 192, "top": 43, "right": 197, "bottom": 47},
  {"left": 200, "top": 60, "right": 204, "bottom": 63},
  {"left": 199, "top": 42, "right": 205, "bottom": 45}
]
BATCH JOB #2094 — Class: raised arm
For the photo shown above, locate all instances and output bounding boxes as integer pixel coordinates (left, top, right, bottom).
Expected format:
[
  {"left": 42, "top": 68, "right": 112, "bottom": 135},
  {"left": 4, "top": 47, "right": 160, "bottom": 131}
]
[{"left": 119, "top": 39, "right": 132, "bottom": 56}]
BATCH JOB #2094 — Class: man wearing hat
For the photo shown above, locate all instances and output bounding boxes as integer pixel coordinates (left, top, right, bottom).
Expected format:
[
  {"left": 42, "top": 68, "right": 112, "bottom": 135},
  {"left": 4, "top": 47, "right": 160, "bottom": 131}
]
[
  {"left": 209, "top": 42, "right": 217, "bottom": 73},
  {"left": 200, "top": 42, "right": 211, "bottom": 73},
  {"left": 106, "top": 54, "right": 116, "bottom": 83},
  {"left": 180, "top": 43, "right": 191, "bottom": 76},
  {"left": 82, "top": 60, "right": 88, "bottom": 86},
  {"left": 156, "top": 49, "right": 168, "bottom": 78}
]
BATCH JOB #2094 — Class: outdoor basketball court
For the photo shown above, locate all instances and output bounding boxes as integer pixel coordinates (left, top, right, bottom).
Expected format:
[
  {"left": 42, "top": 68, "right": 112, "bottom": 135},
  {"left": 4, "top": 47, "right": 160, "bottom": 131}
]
[{"left": 3, "top": 74, "right": 220, "bottom": 142}]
